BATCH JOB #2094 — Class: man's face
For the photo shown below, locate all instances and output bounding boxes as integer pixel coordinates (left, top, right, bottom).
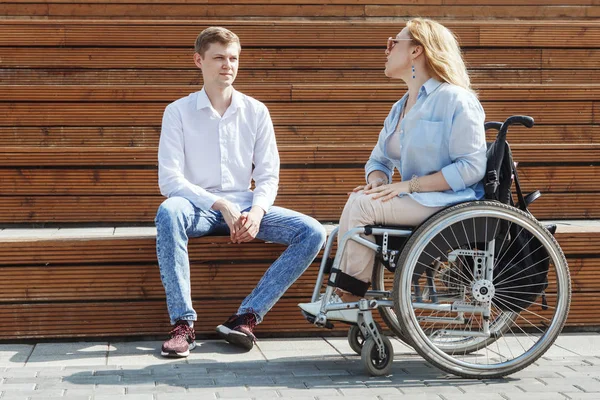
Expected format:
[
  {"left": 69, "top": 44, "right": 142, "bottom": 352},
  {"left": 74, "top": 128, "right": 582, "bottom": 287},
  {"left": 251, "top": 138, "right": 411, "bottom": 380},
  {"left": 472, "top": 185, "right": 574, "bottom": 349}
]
[{"left": 195, "top": 42, "right": 240, "bottom": 88}]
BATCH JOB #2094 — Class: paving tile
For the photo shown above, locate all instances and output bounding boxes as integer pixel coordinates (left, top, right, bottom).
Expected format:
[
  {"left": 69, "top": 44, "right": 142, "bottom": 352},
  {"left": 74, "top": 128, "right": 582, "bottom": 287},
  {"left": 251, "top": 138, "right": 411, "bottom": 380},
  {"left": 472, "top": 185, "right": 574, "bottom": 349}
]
[
  {"left": 562, "top": 395, "right": 600, "bottom": 400},
  {"left": 186, "top": 340, "right": 266, "bottom": 363},
  {"left": 0, "top": 345, "right": 34, "bottom": 367},
  {"left": 94, "top": 396, "right": 152, "bottom": 400},
  {"left": 31, "top": 397, "right": 91, "bottom": 400},
  {"left": 499, "top": 394, "right": 568, "bottom": 400},
  {"left": 549, "top": 333, "right": 600, "bottom": 357},
  {"left": 106, "top": 341, "right": 186, "bottom": 366},
  {"left": 515, "top": 377, "right": 585, "bottom": 393},
  {"left": 380, "top": 395, "right": 443, "bottom": 400},
  {"left": 439, "top": 395, "right": 506, "bottom": 400},
  {"left": 277, "top": 388, "right": 342, "bottom": 397},
  {"left": 258, "top": 338, "right": 342, "bottom": 362},
  {"left": 0, "top": 335, "right": 598, "bottom": 399},
  {"left": 27, "top": 343, "right": 109, "bottom": 367},
  {"left": 0, "top": 368, "right": 39, "bottom": 378}
]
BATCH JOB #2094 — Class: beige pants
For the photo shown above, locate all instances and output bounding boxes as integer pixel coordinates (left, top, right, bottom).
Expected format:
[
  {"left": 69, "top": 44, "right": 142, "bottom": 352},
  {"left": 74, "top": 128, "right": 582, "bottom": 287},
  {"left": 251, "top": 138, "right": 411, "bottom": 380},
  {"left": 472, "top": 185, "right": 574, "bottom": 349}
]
[{"left": 338, "top": 192, "right": 443, "bottom": 283}]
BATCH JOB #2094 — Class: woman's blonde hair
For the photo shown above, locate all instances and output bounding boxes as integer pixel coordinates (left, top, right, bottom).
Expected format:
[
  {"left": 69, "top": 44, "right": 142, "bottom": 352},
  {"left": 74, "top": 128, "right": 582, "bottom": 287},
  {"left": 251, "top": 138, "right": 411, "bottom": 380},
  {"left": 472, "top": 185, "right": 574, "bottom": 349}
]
[{"left": 406, "top": 18, "right": 472, "bottom": 92}]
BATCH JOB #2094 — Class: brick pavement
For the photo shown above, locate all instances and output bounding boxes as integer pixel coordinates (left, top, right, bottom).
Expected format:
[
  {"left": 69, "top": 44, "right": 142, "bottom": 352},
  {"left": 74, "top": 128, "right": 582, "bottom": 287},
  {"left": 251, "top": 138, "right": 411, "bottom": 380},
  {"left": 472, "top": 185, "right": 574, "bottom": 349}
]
[{"left": 1, "top": 333, "right": 599, "bottom": 399}]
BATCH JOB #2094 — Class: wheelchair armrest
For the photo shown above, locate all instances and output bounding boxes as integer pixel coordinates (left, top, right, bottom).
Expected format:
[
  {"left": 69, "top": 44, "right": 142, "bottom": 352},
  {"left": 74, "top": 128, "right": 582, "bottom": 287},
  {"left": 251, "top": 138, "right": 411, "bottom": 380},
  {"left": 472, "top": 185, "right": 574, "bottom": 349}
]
[{"left": 364, "top": 224, "right": 415, "bottom": 235}]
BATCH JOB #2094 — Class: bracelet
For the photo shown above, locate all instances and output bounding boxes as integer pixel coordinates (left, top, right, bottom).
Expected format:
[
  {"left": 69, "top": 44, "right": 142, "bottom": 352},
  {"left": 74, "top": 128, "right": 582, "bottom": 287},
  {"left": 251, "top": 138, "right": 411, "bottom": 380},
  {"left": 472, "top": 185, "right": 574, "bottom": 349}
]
[{"left": 408, "top": 175, "right": 421, "bottom": 193}]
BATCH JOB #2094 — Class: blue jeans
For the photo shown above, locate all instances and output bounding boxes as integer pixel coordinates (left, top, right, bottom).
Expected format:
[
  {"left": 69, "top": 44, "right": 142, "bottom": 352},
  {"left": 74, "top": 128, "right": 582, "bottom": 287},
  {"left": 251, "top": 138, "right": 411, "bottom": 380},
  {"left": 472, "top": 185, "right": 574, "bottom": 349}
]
[{"left": 155, "top": 196, "right": 327, "bottom": 325}]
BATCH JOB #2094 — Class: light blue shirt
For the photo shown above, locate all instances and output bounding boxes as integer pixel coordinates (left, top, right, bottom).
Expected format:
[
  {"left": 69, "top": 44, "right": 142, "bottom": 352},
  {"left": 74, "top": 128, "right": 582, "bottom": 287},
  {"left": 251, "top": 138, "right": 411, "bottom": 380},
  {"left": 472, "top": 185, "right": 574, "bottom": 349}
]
[{"left": 365, "top": 78, "right": 487, "bottom": 208}]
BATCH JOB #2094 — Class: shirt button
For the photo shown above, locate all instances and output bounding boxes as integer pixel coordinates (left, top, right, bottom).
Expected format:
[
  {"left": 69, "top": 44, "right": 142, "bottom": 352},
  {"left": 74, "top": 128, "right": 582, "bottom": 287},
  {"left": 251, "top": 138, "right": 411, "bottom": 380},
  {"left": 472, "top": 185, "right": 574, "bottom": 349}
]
[{"left": 400, "top": 130, "right": 404, "bottom": 134}]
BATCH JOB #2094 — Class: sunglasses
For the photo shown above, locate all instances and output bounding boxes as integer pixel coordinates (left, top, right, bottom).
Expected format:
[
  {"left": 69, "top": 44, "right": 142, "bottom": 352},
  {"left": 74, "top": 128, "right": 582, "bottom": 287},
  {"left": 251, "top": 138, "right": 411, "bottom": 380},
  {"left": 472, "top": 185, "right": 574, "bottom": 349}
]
[{"left": 387, "top": 37, "right": 414, "bottom": 52}]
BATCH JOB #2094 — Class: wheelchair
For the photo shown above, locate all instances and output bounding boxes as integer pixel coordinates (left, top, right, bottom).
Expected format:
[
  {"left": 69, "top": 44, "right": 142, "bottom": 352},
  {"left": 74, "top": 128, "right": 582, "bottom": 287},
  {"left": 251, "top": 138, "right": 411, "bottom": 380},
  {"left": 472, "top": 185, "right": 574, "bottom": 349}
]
[{"left": 302, "top": 116, "right": 572, "bottom": 378}]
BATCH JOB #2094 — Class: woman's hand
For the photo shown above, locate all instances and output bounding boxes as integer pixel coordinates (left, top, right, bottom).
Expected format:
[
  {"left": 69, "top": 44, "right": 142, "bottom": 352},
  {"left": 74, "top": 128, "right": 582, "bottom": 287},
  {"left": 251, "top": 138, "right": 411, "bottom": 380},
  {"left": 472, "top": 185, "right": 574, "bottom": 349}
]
[
  {"left": 364, "top": 182, "right": 410, "bottom": 202},
  {"left": 349, "top": 177, "right": 387, "bottom": 194}
]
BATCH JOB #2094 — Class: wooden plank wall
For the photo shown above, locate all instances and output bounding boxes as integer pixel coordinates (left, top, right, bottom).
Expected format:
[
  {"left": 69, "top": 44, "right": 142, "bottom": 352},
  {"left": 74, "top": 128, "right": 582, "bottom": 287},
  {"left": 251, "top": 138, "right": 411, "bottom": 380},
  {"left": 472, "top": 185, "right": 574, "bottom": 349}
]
[
  {"left": 1, "top": 19, "right": 599, "bottom": 223},
  {"left": 0, "top": 1, "right": 599, "bottom": 338},
  {"left": 0, "top": 230, "right": 598, "bottom": 339}
]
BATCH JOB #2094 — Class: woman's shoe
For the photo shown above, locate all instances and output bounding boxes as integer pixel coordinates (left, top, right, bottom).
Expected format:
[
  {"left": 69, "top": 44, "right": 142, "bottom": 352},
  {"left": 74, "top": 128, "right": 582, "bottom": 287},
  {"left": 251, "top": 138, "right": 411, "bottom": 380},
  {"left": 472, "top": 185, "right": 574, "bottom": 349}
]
[{"left": 298, "top": 293, "right": 359, "bottom": 323}]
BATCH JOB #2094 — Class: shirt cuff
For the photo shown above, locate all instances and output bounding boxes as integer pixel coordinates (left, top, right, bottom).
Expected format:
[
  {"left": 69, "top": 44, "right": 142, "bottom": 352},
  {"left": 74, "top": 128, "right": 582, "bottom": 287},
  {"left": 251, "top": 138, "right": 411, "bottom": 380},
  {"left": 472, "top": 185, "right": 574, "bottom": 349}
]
[
  {"left": 199, "top": 192, "right": 222, "bottom": 211},
  {"left": 365, "top": 162, "right": 393, "bottom": 184},
  {"left": 441, "top": 164, "right": 467, "bottom": 192},
  {"left": 252, "top": 196, "right": 272, "bottom": 214}
]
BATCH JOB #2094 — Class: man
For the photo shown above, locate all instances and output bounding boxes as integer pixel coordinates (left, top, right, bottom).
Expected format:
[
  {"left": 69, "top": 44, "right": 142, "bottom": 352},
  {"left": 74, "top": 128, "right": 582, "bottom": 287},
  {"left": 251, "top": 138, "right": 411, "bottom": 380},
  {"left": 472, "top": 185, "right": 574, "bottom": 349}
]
[{"left": 156, "top": 27, "right": 326, "bottom": 356}]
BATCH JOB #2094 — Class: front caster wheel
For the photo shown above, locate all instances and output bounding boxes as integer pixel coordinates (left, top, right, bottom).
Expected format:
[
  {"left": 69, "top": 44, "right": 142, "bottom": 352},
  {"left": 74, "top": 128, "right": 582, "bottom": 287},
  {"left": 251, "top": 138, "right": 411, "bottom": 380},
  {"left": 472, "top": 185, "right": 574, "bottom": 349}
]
[
  {"left": 361, "top": 335, "right": 394, "bottom": 376},
  {"left": 347, "top": 322, "right": 382, "bottom": 355},
  {"left": 347, "top": 325, "right": 365, "bottom": 355}
]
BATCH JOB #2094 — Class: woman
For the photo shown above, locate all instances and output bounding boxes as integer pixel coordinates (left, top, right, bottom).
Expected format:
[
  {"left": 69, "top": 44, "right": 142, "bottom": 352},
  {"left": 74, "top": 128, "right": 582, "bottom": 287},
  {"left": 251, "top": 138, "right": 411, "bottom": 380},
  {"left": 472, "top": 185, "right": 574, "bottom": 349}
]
[{"left": 299, "top": 18, "right": 487, "bottom": 322}]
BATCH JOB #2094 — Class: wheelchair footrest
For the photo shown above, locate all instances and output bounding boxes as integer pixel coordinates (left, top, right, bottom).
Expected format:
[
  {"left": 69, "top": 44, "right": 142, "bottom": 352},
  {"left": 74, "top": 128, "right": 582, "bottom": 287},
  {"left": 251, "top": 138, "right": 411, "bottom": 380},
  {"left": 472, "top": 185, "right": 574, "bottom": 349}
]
[{"left": 300, "top": 310, "right": 335, "bottom": 329}]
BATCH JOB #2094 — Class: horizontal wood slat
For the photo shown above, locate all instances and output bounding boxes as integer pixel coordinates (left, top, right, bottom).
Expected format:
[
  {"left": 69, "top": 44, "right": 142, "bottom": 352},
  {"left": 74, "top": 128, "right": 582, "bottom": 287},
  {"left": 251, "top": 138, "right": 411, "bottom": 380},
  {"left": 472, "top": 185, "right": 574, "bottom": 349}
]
[
  {"left": 0, "top": 193, "right": 598, "bottom": 222},
  {"left": 366, "top": 5, "right": 600, "bottom": 19},
  {"left": 4, "top": 48, "right": 597, "bottom": 72},
  {"left": 1, "top": 20, "right": 599, "bottom": 47},
  {"left": 0, "top": 230, "right": 597, "bottom": 265},
  {"left": 1, "top": 292, "right": 599, "bottom": 339},
  {"left": 0, "top": 144, "right": 598, "bottom": 166},
  {"left": 7, "top": 68, "right": 600, "bottom": 85},
  {"left": 0, "top": 125, "right": 598, "bottom": 148},
  {"left": 1, "top": 257, "right": 598, "bottom": 303},
  {"left": 0, "top": 167, "right": 597, "bottom": 195},
  {"left": 0, "top": 4, "right": 370, "bottom": 19},
  {"left": 0, "top": 4, "right": 598, "bottom": 19},
  {"left": 0, "top": 263, "right": 321, "bottom": 302},
  {"left": 3, "top": 84, "right": 600, "bottom": 102},
  {"left": 6, "top": 0, "right": 598, "bottom": 5},
  {"left": 2, "top": 102, "right": 596, "bottom": 126},
  {"left": 0, "top": 48, "right": 547, "bottom": 69},
  {"left": 0, "top": 299, "right": 341, "bottom": 339},
  {"left": 0, "top": 21, "right": 477, "bottom": 47}
]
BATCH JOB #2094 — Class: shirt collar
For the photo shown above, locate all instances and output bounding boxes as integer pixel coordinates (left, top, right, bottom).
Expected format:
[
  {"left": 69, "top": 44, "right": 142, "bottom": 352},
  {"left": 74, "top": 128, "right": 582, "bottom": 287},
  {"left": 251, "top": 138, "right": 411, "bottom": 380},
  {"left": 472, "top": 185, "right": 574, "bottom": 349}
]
[
  {"left": 196, "top": 87, "right": 244, "bottom": 112},
  {"left": 420, "top": 78, "right": 443, "bottom": 96}
]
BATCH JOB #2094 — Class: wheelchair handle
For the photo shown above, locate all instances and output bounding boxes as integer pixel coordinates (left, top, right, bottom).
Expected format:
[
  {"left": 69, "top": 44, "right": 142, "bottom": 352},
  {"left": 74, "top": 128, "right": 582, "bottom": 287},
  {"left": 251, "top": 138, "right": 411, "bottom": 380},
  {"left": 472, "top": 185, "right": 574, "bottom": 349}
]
[
  {"left": 484, "top": 121, "right": 503, "bottom": 132},
  {"left": 497, "top": 115, "right": 535, "bottom": 141},
  {"left": 486, "top": 115, "right": 535, "bottom": 150},
  {"left": 504, "top": 115, "right": 535, "bottom": 129},
  {"left": 485, "top": 116, "right": 535, "bottom": 190}
]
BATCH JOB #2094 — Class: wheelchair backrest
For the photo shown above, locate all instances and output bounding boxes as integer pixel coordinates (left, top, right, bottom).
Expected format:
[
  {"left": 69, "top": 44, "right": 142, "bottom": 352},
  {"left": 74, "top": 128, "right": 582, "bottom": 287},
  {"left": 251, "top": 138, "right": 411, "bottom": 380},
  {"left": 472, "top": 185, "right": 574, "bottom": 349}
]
[{"left": 483, "top": 118, "right": 531, "bottom": 212}]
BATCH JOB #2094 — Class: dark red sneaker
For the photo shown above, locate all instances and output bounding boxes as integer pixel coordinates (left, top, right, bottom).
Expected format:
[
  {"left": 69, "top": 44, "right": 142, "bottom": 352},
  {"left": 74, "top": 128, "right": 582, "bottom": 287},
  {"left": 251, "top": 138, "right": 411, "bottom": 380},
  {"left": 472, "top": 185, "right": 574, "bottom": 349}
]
[
  {"left": 161, "top": 320, "right": 196, "bottom": 357},
  {"left": 216, "top": 313, "right": 257, "bottom": 351}
]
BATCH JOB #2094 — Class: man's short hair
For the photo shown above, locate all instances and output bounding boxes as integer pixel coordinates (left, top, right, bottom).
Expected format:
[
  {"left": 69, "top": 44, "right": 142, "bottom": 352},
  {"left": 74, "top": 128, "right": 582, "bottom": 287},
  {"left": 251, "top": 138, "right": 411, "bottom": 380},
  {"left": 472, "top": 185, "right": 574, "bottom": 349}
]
[{"left": 194, "top": 27, "right": 241, "bottom": 57}]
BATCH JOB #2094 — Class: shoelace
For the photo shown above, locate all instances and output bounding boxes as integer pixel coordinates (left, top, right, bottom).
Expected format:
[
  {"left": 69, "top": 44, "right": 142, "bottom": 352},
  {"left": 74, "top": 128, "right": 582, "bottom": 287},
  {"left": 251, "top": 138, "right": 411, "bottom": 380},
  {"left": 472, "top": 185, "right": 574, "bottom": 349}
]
[
  {"left": 243, "top": 314, "right": 257, "bottom": 330},
  {"left": 170, "top": 323, "right": 193, "bottom": 339}
]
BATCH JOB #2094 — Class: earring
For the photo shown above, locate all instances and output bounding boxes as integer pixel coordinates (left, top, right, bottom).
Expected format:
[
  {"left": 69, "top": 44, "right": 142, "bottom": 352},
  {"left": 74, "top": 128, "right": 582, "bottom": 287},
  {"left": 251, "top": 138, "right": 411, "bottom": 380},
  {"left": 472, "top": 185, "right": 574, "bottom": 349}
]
[{"left": 412, "top": 64, "right": 415, "bottom": 79}]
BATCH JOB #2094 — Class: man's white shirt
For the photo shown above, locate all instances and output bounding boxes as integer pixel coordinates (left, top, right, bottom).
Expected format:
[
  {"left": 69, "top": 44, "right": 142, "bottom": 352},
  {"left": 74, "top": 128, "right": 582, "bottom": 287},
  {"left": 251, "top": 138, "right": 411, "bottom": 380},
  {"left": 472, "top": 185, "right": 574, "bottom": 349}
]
[{"left": 158, "top": 88, "right": 280, "bottom": 213}]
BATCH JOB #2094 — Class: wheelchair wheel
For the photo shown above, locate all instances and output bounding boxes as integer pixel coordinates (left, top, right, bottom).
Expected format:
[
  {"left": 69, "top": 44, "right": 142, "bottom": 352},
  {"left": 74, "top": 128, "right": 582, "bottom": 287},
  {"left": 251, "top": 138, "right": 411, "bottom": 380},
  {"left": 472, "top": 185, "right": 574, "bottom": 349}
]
[
  {"left": 361, "top": 335, "right": 394, "bottom": 376},
  {"left": 393, "top": 201, "right": 571, "bottom": 379},
  {"left": 347, "top": 322, "right": 383, "bottom": 355}
]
